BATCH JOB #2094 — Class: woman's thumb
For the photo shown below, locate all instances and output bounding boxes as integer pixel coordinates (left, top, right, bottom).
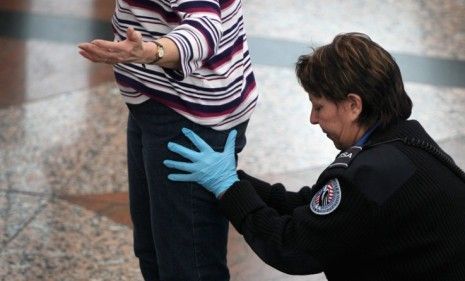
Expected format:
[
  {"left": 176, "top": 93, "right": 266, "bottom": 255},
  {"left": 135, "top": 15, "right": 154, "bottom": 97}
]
[{"left": 127, "top": 27, "right": 141, "bottom": 42}]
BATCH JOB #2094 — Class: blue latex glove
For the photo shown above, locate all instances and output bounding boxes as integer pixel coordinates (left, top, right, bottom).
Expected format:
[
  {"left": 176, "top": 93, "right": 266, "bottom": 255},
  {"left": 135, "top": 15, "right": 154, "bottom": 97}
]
[{"left": 163, "top": 128, "right": 239, "bottom": 198}]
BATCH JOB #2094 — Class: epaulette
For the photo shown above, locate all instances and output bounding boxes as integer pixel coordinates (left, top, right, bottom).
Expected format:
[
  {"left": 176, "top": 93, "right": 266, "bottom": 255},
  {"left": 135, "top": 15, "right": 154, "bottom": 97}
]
[{"left": 327, "top": 146, "right": 363, "bottom": 169}]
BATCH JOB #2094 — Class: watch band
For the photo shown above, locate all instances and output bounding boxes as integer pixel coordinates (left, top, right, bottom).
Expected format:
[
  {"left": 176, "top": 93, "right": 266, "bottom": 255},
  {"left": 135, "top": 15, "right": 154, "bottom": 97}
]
[{"left": 148, "top": 41, "right": 164, "bottom": 64}]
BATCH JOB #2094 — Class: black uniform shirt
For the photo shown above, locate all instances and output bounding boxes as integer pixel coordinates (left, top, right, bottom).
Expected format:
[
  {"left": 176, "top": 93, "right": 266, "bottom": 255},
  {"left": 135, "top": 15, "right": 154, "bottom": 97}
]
[{"left": 219, "top": 120, "right": 465, "bottom": 281}]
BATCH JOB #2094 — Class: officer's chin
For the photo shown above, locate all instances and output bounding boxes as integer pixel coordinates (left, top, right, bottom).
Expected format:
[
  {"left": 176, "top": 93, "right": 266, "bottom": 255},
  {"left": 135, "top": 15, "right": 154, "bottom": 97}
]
[
  {"left": 327, "top": 135, "right": 345, "bottom": 150},
  {"left": 333, "top": 141, "right": 345, "bottom": 151}
]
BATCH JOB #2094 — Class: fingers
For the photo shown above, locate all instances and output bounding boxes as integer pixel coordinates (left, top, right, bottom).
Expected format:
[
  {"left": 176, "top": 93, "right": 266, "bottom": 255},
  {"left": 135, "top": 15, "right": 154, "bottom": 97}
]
[
  {"left": 163, "top": 159, "right": 195, "bottom": 173},
  {"left": 181, "top": 128, "right": 213, "bottom": 152},
  {"left": 127, "top": 27, "right": 134, "bottom": 38},
  {"left": 224, "top": 130, "right": 237, "bottom": 152},
  {"left": 167, "top": 142, "right": 199, "bottom": 161},
  {"left": 167, "top": 173, "right": 194, "bottom": 182},
  {"left": 91, "top": 39, "right": 115, "bottom": 49},
  {"left": 78, "top": 43, "right": 100, "bottom": 56},
  {"left": 78, "top": 49, "right": 99, "bottom": 62},
  {"left": 78, "top": 42, "right": 116, "bottom": 64},
  {"left": 127, "top": 27, "right": 142, "bottom": 42}
]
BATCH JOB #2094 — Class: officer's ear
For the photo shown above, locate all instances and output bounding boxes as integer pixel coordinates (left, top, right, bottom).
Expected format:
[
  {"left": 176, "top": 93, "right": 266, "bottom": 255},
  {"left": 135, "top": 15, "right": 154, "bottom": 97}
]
[{"left": 346, "top": 93, "right": 363, "bottom": 121}]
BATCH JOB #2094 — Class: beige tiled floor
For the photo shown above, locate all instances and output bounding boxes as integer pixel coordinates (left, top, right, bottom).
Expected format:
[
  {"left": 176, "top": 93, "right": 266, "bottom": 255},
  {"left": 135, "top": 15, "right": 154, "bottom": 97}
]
[{"left": 1, "top": 1, "right": 464, "bottom": 280}]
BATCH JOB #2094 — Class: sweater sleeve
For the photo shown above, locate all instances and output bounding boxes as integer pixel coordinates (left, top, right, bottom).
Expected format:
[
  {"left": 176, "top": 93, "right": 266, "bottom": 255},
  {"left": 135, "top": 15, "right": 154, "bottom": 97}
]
[
  {"left": 220, "top": 180, "right": 323, "bottom": 275},
  {"left": 237, "top": 170, "right": 313, "bottom": 215},
  {"left": 220, "top": 178, "right": 377, "bottom": 267},
  {"left": 165, "top": 0, "right": 223, "bottom": 78}
]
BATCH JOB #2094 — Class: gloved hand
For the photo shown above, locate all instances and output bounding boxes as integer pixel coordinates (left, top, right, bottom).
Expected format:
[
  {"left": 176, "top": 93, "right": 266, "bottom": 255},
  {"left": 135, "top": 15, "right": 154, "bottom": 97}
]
[{"left": 163, "top": 128, "right": 239, "bottom": 198}]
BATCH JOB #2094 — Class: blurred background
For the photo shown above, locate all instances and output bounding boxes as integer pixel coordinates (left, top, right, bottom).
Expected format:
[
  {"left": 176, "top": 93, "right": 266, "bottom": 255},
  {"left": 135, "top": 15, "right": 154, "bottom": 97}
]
[{"left": 1, "top": 1, "right": 464, "bottom": 280}]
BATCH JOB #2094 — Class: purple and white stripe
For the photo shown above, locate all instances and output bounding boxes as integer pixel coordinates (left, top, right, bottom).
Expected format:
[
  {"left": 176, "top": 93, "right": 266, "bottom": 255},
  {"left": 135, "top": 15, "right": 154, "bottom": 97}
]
[{"left": 112, "top": 0, "right": 258, "bottom": 130}]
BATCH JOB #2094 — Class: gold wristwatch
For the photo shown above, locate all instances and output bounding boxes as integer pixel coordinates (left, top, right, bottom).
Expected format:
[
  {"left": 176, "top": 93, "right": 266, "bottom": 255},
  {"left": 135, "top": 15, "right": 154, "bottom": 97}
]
[{"left": 148, "top": 41, "right": 164, "bottom": 64}]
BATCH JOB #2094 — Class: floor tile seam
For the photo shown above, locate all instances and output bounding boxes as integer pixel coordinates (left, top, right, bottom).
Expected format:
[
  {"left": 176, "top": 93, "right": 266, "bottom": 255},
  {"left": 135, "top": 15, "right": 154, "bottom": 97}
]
[
  {"left": 59, "top": 194, "right": 128, "bottom": 213},
  {"left": 0, "top": 188, "right": 52, "bottom": 197},
  {"left": 1, "top": 199, "right": 49, "bottom": 252},
  {"left": 55, "top": 196, "right": 133, "bottom": 228},
  {"left": 1, "top": 195, "right": 131, "bottom": 252},
  {"left": 1, "top": 169, "right": 58, "bottom": 196}
]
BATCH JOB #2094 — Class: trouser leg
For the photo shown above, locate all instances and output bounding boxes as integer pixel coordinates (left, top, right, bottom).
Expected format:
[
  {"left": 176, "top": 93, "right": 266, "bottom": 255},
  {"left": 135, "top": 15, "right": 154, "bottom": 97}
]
[
  {"left": 127, "top": 111, "right": 160, "bottom": 280},
  {"left": 127, "top": 99, "right": 247, "bottom": 281}
]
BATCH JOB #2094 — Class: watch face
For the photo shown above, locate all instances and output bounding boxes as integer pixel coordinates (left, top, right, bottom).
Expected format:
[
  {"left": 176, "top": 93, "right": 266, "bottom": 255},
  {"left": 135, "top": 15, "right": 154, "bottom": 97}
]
[{"left": 158, "top": 46, "right": 165, "bottom": 58}]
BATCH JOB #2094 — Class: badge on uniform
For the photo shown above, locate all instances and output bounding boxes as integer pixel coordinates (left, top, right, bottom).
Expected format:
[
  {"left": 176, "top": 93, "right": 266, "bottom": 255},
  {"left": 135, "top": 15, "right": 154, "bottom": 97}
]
[{"left": 310, "top": 178, "right": 342, "bottom": 215}]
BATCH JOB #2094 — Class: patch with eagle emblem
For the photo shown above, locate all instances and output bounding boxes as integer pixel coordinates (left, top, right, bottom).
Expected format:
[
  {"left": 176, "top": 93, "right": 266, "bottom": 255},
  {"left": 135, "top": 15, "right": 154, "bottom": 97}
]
[{"left": 310, "top": 178, "right": 342, "bottom": 215}]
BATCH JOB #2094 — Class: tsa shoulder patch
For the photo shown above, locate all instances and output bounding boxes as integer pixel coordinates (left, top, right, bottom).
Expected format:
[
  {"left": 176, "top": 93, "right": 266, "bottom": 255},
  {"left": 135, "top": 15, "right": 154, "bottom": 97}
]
[
  {"left": 310, "top": 178, "right": 342, "bottom": 215},
  {"left": 327, "top": 146, "right": 362, "bottom": 169}
]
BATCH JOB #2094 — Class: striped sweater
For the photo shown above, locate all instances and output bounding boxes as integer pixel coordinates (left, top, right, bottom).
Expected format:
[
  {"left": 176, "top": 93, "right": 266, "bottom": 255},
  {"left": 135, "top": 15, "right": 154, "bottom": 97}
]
[{"left": 111, "top": 0, "right": 258, "bottom": 130}]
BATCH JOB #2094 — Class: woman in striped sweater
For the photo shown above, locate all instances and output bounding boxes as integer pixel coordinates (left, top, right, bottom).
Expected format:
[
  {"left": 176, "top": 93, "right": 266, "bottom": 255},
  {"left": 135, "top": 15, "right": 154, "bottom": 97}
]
[{"left": 78, "top": 1, "right": 258, "bottom": 280}]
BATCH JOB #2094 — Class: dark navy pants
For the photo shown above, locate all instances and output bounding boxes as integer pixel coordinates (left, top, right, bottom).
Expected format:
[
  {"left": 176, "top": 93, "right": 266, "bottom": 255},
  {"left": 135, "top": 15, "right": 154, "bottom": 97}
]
[{"left": 126, "top": 99, "right": 247, "bottom": 281}]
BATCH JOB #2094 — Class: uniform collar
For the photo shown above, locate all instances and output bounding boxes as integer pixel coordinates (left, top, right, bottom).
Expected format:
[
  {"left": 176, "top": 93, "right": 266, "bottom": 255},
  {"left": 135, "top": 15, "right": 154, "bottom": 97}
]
[{"left": 355, "top": 122, "right": 380, "bottom": 146}]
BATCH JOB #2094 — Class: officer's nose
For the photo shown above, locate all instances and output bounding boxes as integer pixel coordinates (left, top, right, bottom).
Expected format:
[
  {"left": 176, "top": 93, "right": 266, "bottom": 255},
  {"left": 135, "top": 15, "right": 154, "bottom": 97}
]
[{"left": 310, "top": 109, "right": 318, "bottom": 125}]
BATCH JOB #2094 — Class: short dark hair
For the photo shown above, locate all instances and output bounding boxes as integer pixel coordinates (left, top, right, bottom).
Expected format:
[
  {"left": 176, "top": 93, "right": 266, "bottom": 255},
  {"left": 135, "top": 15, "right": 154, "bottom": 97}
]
[{"left": 295, "top": 32, "right": 412, "bottom": 128}]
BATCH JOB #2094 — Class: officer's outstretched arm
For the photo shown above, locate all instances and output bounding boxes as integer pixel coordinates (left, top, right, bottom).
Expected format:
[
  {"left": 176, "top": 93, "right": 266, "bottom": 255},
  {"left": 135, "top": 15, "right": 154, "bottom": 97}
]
[
  {"left": 242, "top": 226, "right": 323, "bottom": 275},
  {"left": 218, "top": 180, "right": 328, "bottom": 275},
  {"left": 238, "top": 170, "right": 313, "bottom": 215}
]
